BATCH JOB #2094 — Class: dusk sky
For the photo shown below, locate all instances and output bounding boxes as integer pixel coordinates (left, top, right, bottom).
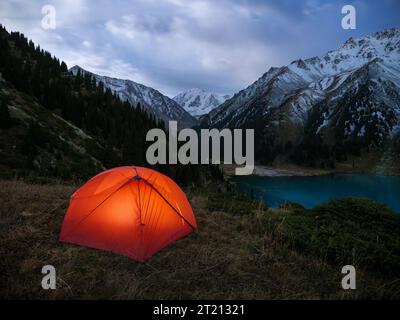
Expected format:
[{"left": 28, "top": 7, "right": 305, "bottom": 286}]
[{"left": 1, "top": 0, "right": 399, "bottom": 97}]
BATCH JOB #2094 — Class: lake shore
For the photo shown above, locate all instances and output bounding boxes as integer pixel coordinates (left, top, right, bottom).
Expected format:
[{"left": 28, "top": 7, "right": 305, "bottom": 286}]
[
  {"left": 222, "top": 162, "right": 400, "bottom": 178},
  {"left": 221, "top": 164, "right": 334, "bottom": 177},
  {"left": 253, "top": 165, "right": 333, "bottom": 177}
]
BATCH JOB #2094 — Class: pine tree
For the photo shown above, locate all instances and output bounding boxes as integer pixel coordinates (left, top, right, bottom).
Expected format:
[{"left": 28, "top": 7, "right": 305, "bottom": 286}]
[{"left": 60, "top": 61, "right": 68, "bottom": 72}]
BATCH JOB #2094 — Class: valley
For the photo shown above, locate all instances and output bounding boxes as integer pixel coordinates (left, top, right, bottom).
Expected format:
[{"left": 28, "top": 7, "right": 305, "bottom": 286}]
[{"left": 1, "top": 0, "right": 400, "bottom": 303}]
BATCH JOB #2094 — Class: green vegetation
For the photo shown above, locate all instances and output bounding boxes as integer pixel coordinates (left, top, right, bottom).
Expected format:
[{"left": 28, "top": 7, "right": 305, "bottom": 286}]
[
  {"left": 207, "top": 191, "right": 400, "bottom": 287},
  {"left": 207, "top": 191, "right": 267, "bottom": 215},
  {"left": 262, "top": 198, "right": 400, "bottom": 277}
]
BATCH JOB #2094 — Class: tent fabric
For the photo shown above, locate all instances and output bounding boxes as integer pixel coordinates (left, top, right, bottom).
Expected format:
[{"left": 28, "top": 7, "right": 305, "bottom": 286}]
[{"left": 60, "top": 166, "right": 197, "bottom": 262}]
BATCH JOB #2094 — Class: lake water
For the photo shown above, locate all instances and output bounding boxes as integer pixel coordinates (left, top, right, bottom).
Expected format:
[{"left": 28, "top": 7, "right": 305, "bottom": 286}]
[{"left": 231, "top": 174, "right": 400, "bottom": 213}]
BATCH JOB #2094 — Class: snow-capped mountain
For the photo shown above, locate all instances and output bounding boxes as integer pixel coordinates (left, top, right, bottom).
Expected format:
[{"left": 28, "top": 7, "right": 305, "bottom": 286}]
[
  {"left": 202, "top": 28, "right": 400, "bottom": 166},
  {"left": 70, "top": 66, "right": 198, "bottom": 127},
  {"left": 173, "top": 88, "right": 231, "bottom": 117}
]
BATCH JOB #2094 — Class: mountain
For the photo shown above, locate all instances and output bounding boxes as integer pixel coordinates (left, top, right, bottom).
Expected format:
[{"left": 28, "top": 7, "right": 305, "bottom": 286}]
[
  {"left": 0, "top": 26, "right": 163, "bottom": 179},
  {"left": 202, "top": 28, "right": 400, "bottom": 169},
  {"left": 70, "top": 66, "right": 197, "bottom": 127},
  {"left": 173, "top": 88, "right": 231, "bottom": 117}
]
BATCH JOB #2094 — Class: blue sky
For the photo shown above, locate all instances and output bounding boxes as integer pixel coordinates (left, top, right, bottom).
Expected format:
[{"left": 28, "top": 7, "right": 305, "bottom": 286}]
[{"left": 0, "top": 0, "right": 399, "bottom": 97}]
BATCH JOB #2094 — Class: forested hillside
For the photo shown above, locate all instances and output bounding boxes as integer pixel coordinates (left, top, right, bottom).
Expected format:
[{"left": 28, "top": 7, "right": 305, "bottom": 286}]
[{"left": 0, "top": 25, "right": 222, "bottom": 184}]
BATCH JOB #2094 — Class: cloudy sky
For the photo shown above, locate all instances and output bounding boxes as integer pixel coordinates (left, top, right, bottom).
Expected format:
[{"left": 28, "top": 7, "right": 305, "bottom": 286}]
[{"left": 0, "top": 0, "right": 399, "bottom": 97}]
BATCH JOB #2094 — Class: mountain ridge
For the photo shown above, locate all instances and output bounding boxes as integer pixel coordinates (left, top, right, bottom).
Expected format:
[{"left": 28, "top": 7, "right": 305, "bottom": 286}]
[
  {"left": 202, "top": 28, "right": 400, "bottom": 169},
  {"left": 70, "top": 65, "right": 198, "bottom": 127}
]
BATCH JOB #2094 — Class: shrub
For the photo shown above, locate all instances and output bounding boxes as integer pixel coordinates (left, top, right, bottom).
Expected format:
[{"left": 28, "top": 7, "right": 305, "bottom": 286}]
[{"left": 272, "top": 198, "right": 400, "bottom": 277}]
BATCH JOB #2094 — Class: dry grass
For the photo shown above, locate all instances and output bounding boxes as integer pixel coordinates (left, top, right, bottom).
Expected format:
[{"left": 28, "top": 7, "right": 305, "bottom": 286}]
[{"left": 0, "top": 180, "right": 395, "bottom": 299}]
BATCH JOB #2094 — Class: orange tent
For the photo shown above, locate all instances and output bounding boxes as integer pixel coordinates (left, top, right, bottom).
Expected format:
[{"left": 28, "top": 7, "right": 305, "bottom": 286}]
[{"left": 60, "top": 166, "right": 197, "bottom": 262}]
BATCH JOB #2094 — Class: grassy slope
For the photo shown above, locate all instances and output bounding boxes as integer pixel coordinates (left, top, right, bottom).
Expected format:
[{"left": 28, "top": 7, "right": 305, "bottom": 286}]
[
  {"left": 0, "top": 180, "right": 399, "bottom": 299},
  {"left": 0, "top": 79, "right": 105, "bottom": 180}
]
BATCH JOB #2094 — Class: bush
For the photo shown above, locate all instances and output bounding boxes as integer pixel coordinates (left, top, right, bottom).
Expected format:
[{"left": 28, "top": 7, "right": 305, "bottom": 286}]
[{"left": 270, "top": 198, "right": 400, "bottom": 277}]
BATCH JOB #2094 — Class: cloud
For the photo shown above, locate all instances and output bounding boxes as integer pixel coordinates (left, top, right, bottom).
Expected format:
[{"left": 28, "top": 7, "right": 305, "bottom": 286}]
[
  {"left": 302, "top": 0, "right": 333, "bottom": 16},
  {"left": 82, "top": 40, "right": 91, "bottom": 48},
  {"left": 102, "top": 1, "right": 296, "bottom": 95},
  {"left": 1, "top": 0, "right": 399, "bottom": 97}
]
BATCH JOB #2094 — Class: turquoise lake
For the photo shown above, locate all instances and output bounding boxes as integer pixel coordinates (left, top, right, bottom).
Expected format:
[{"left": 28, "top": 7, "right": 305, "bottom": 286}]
[{"left": 231, "top": 174, "right": 400, "bottom": 213}]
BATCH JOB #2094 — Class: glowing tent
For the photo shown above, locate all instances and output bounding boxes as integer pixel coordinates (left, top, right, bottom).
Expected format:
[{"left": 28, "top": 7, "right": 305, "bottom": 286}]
[{"left": 60, "top": 166, "right": 197, "bottom": 262}]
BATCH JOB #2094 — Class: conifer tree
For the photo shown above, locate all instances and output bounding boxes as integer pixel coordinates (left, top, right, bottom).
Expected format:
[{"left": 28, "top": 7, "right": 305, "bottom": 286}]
[{"left": 60, "top": 61, "right": 68, "bottom": 72}]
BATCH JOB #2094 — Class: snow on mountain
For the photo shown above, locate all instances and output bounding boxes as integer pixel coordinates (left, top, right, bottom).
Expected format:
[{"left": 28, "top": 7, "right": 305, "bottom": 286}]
[
  {"left": 69, "top": 66, "right": 198, "bottom": 127},
  {"left": 173, "top": 88, "right": 231, "bottom": 117},
  {"left": 202, "top": 28, "right": 400, "bottom": 164},
  {"left": 205, "top": 28, "right": 400, "bottom": 128}
]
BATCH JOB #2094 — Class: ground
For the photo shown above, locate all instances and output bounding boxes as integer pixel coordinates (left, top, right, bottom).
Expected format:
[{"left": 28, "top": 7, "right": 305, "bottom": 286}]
[{"left": 0, "top": 180, "right": 398, "bottom": 299}]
